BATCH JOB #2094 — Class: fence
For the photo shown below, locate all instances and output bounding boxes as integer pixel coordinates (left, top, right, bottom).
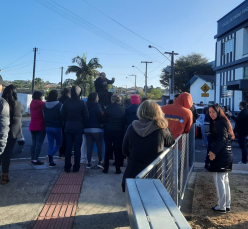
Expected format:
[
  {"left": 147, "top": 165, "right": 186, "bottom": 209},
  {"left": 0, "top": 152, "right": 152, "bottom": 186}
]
[{"left": 136, "top": 124, "right": 195, "bottom": 208}]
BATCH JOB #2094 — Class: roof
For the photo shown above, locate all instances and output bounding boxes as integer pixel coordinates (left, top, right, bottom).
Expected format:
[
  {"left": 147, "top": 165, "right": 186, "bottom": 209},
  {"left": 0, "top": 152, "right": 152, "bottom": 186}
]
[{"left": 185, "top": 75, "right": 215, "bottom": 88}]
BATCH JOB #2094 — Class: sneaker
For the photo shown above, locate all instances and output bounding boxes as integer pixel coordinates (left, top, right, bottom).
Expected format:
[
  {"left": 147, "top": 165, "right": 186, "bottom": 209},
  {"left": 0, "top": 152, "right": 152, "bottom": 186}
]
[
  {"left": 97, "top": 163, "right": 104, "bottom": 169},
  {"left": 31, "top": 160, "right": 44, "bottom": 165},
  {"left": 211, "top": 206, "right": 226, "bottom": 213},
  {"left": 226, "top": 208, "right": 230, "bottom": 212},
  {"left": 238, "top": 161, "right": 246, "bottom": 164},
  {"left": 86, "top": 163, "right": 91, "bottom": 169},
  {"left": 49, "top": 162, "right": 56, "bottom": 167}
]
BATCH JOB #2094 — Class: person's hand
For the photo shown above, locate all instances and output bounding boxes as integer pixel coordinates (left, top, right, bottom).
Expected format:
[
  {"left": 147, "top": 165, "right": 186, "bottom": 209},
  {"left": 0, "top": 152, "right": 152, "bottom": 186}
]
[
  {"left": 208, "top": 151, "right": 216, "bottom": 160},
  {"left": 103, "top": 81, "right": 107, "bottom": 85},
  {"left": 112, "top": 77, "right": 115, "bottom": 81}
]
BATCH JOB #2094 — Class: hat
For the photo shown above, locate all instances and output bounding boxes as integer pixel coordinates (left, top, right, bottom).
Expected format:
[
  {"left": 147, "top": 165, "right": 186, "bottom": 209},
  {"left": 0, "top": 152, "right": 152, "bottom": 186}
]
[
  {"left": 0, "top": 75, "right": 8, "bottom": 87},
  {"left": 131, "top": 95, "right": 140, "bottom": 105}
]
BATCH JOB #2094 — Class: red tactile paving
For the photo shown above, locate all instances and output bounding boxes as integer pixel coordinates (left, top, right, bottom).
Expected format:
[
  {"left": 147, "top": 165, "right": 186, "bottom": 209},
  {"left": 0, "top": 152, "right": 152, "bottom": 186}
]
[{"left": 33, "top": 164, "right": 86, "bottom": 229}]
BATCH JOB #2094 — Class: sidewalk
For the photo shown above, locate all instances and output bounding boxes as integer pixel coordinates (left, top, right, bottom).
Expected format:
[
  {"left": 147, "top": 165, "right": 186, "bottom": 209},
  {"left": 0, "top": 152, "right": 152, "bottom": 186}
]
[{"left": 0, "top": 158, "right": 129, "bottom": 229}]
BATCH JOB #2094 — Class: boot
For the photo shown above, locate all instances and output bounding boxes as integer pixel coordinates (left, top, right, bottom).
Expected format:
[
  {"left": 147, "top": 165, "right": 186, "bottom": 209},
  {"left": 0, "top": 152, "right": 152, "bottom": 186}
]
[{"left": 1, "top": 173, "right": 9, "bottom": 185}]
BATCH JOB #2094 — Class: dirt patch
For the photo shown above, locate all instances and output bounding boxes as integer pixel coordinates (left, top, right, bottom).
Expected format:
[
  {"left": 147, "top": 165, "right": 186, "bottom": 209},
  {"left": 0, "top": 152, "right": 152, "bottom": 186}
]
[{"left": 189, "top": 172, "right": 248, "bottom": 229}]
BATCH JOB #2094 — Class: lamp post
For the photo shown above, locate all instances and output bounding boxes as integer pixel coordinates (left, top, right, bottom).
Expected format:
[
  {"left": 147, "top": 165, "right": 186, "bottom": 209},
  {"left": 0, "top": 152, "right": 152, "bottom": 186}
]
[
  {"left": 148, "top": 45, "right": 179, "bottom": 98},
  {"left": 132, "top": 65, "right": 145, "bottom": 76},
  {"left": 129, "top": 74, "right": 137, "bottom": 94}
]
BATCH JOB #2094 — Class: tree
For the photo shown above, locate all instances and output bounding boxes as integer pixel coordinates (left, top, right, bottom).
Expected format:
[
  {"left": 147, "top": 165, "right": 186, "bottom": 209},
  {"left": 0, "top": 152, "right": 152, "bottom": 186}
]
[
  {"left": 35, "top": 78, "right": 44, "bottom": 89},
  {"left": 63, "top": 78, "right": 75, "bottom": 88},
  {"left": 66, "top": 54, "right": 102, "bottom": 96},
  {"left": 160, "top": 53, "right": 215, "bottom": 93}
]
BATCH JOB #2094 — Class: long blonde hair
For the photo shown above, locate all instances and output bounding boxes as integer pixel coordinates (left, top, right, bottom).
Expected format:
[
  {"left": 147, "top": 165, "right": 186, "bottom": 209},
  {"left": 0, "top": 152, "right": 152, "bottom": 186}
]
[{"left": 137, "top": 100, "right": 168, "bottom": 129}]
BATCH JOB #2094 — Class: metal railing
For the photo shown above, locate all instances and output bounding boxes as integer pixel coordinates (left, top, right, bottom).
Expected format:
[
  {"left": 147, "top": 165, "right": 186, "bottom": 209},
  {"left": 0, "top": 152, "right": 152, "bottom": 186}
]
[{"left": 136, "top": 124, "right": 195, "bottom": 208}]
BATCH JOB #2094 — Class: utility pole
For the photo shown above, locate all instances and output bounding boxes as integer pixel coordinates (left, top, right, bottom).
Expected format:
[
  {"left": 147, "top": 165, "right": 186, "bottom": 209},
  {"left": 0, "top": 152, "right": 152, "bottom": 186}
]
[
  {"left": 60, "top": 67, "right": 63, "bottom": 89},
  {"left": 141, "top": 61, "right": 152, "bottom": 98},
  {"left": 32, "top": 47, "right": 38, "bottom": 94},
  {"left": 164, "top": 51, "right": 179, "bottom": 98},
  {"left": 129, "top": 74, "right": 137, "bottom": 94}
]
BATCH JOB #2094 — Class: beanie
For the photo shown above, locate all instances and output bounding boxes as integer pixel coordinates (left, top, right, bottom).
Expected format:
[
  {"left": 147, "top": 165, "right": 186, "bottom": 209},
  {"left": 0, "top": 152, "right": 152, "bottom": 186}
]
[{"left": 131, "top": 95, "right": 140, "bottom": 105}]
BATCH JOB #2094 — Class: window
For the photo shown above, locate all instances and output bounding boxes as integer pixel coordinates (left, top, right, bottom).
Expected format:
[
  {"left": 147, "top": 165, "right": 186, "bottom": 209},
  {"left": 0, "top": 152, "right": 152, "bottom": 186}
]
[
  {"left": 223, "top": 38, "right": 234, "bottom": 55},
  {"left": 243, "top": 27, "right": 248, "bottom": 55},
  {"left": 244, "top": 67, "right": 248, "bottom": 79},
  {"left": 221, "top": 85, "right": 233, "bottom": 97}
]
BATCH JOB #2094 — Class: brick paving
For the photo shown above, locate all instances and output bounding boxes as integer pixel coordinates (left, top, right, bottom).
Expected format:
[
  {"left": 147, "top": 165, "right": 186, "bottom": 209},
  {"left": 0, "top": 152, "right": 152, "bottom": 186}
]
[{"left": 33, "top": 164, "right": 86, "bottom": 229}]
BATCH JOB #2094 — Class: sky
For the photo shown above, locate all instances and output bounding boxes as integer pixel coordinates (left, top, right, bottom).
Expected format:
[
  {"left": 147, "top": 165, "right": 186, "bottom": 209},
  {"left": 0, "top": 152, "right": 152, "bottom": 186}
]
[{"left": 0, "top": 0, "right": 245, "bottom": 89}]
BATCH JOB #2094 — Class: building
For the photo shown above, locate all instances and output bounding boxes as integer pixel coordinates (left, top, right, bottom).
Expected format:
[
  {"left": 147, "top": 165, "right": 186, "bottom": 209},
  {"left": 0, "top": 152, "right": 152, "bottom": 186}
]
[
  {"left": 186, "top": 75, "right": 215, "bottom": 105},
  {"left": 214, "top": 0, "right": 248, "bottom": 112}
]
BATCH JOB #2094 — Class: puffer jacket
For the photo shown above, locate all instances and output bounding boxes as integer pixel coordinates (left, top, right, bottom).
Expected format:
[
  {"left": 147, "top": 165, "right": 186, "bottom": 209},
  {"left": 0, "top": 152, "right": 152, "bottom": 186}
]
[
  {"left": 84, "top": 102, "right": 103, "bottom": 129},
  {"left": 29, "top": 99, "right": 46, "bottom": 131},
  {"left": 0, "top": 98, "right": 10, "bottom": 155},
  {"left": 209, "top": 118, "right": 232, "bottom": 172}
]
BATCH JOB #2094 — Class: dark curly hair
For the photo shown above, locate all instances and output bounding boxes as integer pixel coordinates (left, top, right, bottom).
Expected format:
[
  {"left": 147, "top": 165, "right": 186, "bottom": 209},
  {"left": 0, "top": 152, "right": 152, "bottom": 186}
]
[{"left": 2, "top": 84, "right": 17, "bottom": 109}]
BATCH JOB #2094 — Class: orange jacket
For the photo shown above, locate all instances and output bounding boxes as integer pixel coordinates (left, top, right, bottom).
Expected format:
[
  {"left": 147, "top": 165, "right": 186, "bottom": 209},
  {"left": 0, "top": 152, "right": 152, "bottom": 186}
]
[{"left": 161, "top": 92, "right": 193, "bottom": 139}]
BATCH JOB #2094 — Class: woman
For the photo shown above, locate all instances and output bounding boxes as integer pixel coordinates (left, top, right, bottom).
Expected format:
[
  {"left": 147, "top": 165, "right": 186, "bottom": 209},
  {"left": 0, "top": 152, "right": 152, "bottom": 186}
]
[
  {"left": 103, "top": 94, "right": 125, "bottom": 174},
  {"left": 29, "top": 91, "right": 46, "bottom": 165},
  {"left": 0, "top": 85, "right": 23, "bottom": 184},
  {"left": 208, "top": 104, "right": 235, "bottom": 213},
  {"left": 84, "top": 92, "right": 103, "bottom": 169},
  {"left": 122, "top": 100, "right": 175, "bottom": 192},
  {"left": 43, "top": 90, "right": 63, "bottom": 167}
]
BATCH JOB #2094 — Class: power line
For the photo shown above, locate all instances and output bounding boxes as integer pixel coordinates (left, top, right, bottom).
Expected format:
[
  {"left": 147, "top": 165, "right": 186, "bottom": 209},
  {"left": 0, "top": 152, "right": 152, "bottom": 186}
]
[
  {"left": 1, "top": 61, "right": 33, "bottom": 70},
  {"left": 82, "top": 0, "right": 165, "bottom": 50}
]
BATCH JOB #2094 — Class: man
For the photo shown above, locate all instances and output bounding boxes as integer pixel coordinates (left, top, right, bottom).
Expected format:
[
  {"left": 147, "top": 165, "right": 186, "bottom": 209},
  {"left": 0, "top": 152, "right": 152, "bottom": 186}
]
[
  {"left": 0, "top": 75, "right": 9, "bottom": 155},
  {"left": 94, "top": 72, "right": 115, "bottom": 109},
  {"left": 229, "top": 101, "right": 248, "bottom": 164},
  {"left": 62, "top": 86, "right": 89, "bottom": 173},
  {"left": 161, "top": 92, "right": 193, "bottom": 139}
]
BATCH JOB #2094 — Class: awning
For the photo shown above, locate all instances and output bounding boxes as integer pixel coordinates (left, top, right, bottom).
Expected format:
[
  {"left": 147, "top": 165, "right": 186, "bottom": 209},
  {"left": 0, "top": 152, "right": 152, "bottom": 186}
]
[{"left": 226, "top": 79, "right": 248, "bottom": 91}]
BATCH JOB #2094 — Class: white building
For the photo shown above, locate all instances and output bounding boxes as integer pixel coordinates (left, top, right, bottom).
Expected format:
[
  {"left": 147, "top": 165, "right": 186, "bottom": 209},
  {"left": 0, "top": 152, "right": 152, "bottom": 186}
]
[
  {"left": 186, "top": 75, "right": 215, "bottom": 105},
  {"left": 214, "top": 0, "right": 248, "bottom": 112}
]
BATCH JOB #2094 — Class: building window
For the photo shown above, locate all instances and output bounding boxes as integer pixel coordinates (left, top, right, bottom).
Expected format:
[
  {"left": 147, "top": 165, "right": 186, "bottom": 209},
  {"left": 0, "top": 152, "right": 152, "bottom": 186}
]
[
  {"left": 223, "top": 38, "right": 234, "bottom": 55},
  {"left": 243, "top": 27, "right": 248, "bottom": 55},
  {"left": 244, "top": 67, "right": 248, "bottom": 79},
  {"left": 221, "top": 85, "right": 233, "bottom": 97}
]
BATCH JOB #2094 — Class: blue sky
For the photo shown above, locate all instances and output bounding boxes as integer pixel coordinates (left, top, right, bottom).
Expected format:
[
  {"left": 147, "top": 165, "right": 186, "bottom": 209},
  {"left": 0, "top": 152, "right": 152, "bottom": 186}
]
[{"left": 0, "top": 0, "right": 244, "bottom": 89}]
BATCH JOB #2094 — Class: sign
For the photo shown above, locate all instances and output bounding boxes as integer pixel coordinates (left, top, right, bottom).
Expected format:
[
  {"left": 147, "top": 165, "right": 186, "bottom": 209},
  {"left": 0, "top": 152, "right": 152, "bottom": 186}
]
[
  {"left": 201, "top": 83, "right": 210, "bottom": 93},
  {"left": 201, "top": 93, "right": 209, "bottom": 97}
]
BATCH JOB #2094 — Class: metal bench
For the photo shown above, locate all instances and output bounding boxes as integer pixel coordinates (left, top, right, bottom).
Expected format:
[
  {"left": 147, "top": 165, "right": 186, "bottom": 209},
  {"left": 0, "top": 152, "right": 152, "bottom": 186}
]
[{"left": 126, "top": 179, "right": 191, "bottom": 229}]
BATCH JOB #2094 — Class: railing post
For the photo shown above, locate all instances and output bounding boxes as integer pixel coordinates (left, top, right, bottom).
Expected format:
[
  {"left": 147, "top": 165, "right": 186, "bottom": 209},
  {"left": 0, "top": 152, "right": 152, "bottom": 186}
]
[{"left": 173, "top": 142, "right": 179, "bottom": 206}]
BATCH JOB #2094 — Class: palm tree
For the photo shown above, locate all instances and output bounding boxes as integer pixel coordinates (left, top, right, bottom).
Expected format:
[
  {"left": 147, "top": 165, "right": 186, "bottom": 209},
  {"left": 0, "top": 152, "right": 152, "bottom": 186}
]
[{"left": 66, "top": 54, "right": 102, "bottom": 95}]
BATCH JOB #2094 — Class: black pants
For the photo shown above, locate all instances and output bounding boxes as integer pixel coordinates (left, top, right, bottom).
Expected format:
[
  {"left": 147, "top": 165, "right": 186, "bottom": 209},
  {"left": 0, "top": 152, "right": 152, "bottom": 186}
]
[
  {"left": 85, "top": 132, "right": 103, "bottom": 163},
  {"left": 104, "top": 129, "right": 124, "bottom": 171},
  {"left": 64, "top": 132, "right": 82, "bottom": 172},
  {"left": 59, "top": 128, "right": 66, "bottom": 157},
  {"left": 0, "top": 138, "right": 17, "bottom": 173},
  {"left": 238, "top": 134, "right": 248, "bottom": 163}
]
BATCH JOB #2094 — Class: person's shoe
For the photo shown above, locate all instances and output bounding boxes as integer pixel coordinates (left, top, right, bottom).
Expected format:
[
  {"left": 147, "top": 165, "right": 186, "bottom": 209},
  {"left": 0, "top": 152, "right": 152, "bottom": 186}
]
[
  {"left": 97, "top": 163, "right": 104, "bottom": 169},
  {"left": 226, "top": 208, "right": 230, "bottom": 212},
  {"left": 73, "top": 169, "right": 79, "bottom": 173},
  {"left": 86, "top": 163, "right": 91, "bottom": 169},
  {"left": 211, "top": 206, "right": 226, "bottom": 213},
  {"left": 64, "top": 169, "right": 70, "bottom": 173},
  {"left": 103, "top": 169, "right": 108, "bottom": 174},
  {"left": 204, "top": 163, "right": 210, "bottom": 170},
  {"left": 238, "top": 161, "right": 246, "bottom": 164},
  {"left": 49, "top": 162, "right": 56, "bottom": 167},
  {"left": 31, "top": 160, "right": 44, "bottom": 165},
  {"left": 116, "top": 169, "right": 122, "bottom": 174},
  {"left": 1, "top": 173, "right": 9, "bottom": 185}
]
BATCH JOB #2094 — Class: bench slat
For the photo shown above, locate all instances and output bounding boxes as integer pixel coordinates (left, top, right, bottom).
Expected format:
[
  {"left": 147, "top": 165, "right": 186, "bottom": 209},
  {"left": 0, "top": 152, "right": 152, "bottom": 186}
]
[{"left": 136, "top": 179, "right": 178, "bottom": 229}]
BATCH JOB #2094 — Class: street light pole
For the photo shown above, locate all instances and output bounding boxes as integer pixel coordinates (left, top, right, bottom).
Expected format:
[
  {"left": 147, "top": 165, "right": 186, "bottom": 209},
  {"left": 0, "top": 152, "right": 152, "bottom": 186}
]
[
  {"left": 141, "top": 61, "right": 152, "bottom": 98},
  {"left": 129, "top": 74, "right": 137, "bottom": 94}
]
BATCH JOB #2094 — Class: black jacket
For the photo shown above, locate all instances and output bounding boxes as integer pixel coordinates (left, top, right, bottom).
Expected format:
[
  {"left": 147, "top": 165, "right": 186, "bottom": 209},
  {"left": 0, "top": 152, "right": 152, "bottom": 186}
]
[
  {"left": 0, "top": 98, "right": 9, "bottom": 155},
  {"left": 85, "top": 102, "right": 103, "bottom": 129},
  {"left": 94, "top": 77, "right": 114, "bottom": 93},
  {"left": 62, "top": 86, "right": 89, "bottom": 133},
  {"left": 9, "top": 101, "right": 23, "bottom": 139},
  {"left": 43, "top": 101, "right": 63, "bottom": 128},
  {"left": 231, "top": 108, "right": 248, "bottom": 136},
  {"left": 125, "top": 104, "right": 139, "bottom": 128},
  {"left": 209, "top": 118, "right": 232, "bottom": 172},
  {"left": 103, "top": 103, "right": 125, "bottom": 131},
  {"left": 122, "top": 120, "right": 175, "bottom": 191},
  {"left": 59, "top": 95, "right": 70, "bottom": 104}
]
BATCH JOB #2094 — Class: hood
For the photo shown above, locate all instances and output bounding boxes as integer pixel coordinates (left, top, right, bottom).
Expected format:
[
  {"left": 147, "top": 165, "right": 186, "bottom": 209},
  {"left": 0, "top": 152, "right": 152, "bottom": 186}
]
[
  {"left": 132, "top": 119, "right": 160, "bottom": 137},
  {"left": 45, "top": 101, "right": 59, "bottom": 109},
  {"left": 176, "top": 92, "right": 193, "bottom": 109},
  {"left": 71, "top": 86, "right": 82, "bottom": 99},
  {"left": 31, "top": 99, "right": 45, "bottom": 110}
]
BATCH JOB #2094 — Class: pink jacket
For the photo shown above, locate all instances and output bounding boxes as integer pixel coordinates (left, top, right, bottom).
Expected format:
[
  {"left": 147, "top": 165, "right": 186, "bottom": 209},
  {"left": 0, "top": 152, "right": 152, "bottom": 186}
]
[{"left": 29, "top": 100, "right": 46, "bottom": 131}]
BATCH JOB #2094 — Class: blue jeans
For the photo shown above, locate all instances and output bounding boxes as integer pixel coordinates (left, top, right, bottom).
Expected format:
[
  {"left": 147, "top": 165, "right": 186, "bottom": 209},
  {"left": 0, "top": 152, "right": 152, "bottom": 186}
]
[
  {"left": 30, "top": 131, "right": 46, "bottom": 161},
  {"left": 64, "top": 132, "right": 82, "bottom": 172},
  {"left": 46, "top": 127, "right": 62, "bottom": 163},
  {"left": 238, "top": 134, "right": 248, "bottom": 164},
  {"left": 201, "top": 125, "right": 208, "bottom": 146}
]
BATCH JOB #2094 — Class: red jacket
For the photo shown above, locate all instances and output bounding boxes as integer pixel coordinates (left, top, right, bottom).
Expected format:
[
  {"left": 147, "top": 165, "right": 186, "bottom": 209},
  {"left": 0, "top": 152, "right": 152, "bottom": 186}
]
[
  {"left": 29, "top": 100, "right": 46, "bottom": 131},
  {"left": 161, "top": 92, "right": 193, "bottom": 139}
]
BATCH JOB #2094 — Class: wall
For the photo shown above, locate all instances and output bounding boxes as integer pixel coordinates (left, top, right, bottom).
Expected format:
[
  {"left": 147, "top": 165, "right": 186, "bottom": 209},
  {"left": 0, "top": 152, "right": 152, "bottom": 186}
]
[
  {"left": 235, "top": 29, "right": 244, "bottom": 60},
  {"left": 190, "top": 78, "right": 215, "bottom": 105},
  {"left": 216, "top": 40, "right": 222, "bottom": 67},
  {"left": 18, "top": 93, "right": 32, "bottom": 114}
]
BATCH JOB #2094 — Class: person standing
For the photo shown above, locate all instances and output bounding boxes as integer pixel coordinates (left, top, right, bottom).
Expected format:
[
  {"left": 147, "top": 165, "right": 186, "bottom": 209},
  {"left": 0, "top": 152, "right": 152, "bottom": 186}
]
[
  {"left": 94, "top": 72, "right": 115, "bottom": 110},
  {"left": 122, "top": 100, "right": 175, "bottom": 192},
  {"left": 103, "top": 94, "right": 125, "bottom": 174},
  {"left": 208, "top": 104, "right": 234, "bottom": 213},
  {"left": 29, "top": 91, "right": 46, "bottom": 165},
  {"left": 125, "top": 95, "right": 140, "bottom": 128},
  {"left": 43, "top": 90, "right": 63, "bottom": 167},
  {"left": 0, "top": 85, "right": 23, "bottom": 185},
  {"left": 0, "top": 75, "right": 10, "bottom": 156},
  {"left": 198, "top": 108, "right": 208, "bottom": 147},
  {"left": 229, "top": 101, "right": 248, "bottom": 164},
  {"left": 84, "top": 92, "right": 104, "bottom": 169},
  {"left": 62, "top": 86, "right": 89, "bottom": 173}
]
